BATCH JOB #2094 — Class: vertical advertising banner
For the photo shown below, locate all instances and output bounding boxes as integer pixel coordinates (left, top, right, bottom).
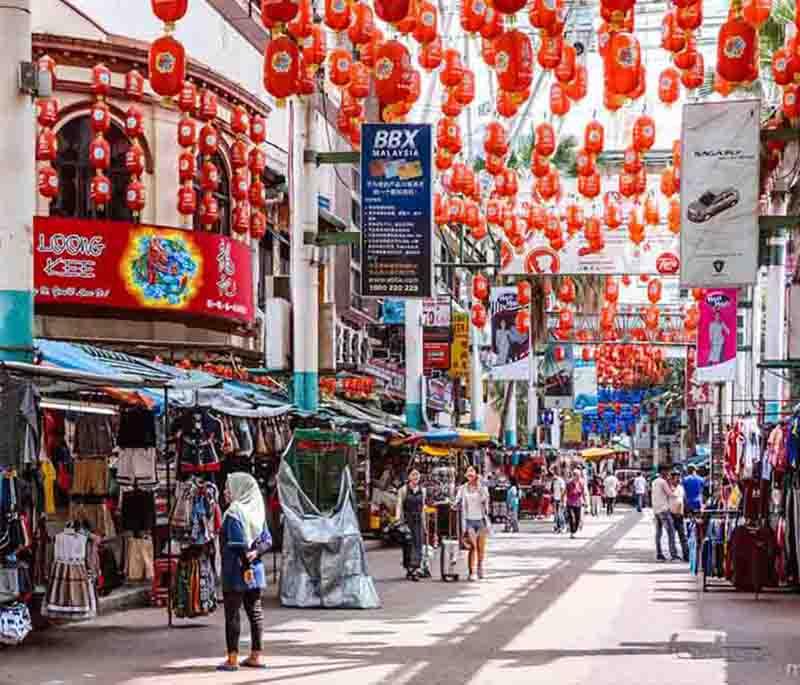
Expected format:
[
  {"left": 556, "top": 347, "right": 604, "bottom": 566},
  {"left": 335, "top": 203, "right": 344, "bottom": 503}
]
[
  {"left": 696, "top": 288, "right": 738, "bottom": 383},
  {"left": 685, "top": 346, "right": 711, "bottom": 408},
  {"left": 422, "top": 296, "right": 451, "bottom": 372},
  {"left": 680, "top": 100, "right": 760, "bottom": 287},
  {"left": 361, "top": 123, "right": 433, "bottom": 298},
  {"left": 544, "top": 343, "right": 574, "bottom": 409},
  {"left": 489, "top": 287, "right": 530, "bottom": 380},
  {"left": 449, "top": 312, "right": 470, "bottom": 379},
  {"left": 573, "top": 360, "right": 598, "bottom": 413}
]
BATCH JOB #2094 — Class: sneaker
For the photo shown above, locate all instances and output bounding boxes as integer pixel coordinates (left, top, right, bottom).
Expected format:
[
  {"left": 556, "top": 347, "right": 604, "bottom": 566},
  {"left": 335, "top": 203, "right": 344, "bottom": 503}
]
[
  {"left": 477, "top": 566, "right": 485, "bottom": 579},
  {"left": 656, "top": 555, "right": 667, "bottom": 562},
  {"left": 670, "top": 557, "right": 681, "bottom": 562},
  {"left": 468, "top": 573, "right": 477, "bottom": 582}
]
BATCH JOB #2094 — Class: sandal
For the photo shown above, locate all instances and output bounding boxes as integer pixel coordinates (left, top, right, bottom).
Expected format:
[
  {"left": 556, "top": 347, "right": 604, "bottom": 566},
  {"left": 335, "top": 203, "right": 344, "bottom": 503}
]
[
  {"left": 216, "top": 662, "right": 239, "bottom": 672},
  {"left": 240, "top": 659, "right": 267, "bottom": 669}
]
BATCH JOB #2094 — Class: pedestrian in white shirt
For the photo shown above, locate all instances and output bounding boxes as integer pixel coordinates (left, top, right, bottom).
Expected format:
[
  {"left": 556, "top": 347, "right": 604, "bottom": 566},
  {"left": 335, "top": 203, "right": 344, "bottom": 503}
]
[
  {"left": 550, "top": 470, "right": 566, "bottom": 534},
  {"left": 651, "top": 466, "right": 679, "bottom": 561},
  {"left": 633, "top": 473, "right": 647, "bottom": 513},
  {"left": 603, "top": 473, "right": 619, "bottom": 515},
  {"left": 669, "top": 471, "right": 689, "bottom": 562}
]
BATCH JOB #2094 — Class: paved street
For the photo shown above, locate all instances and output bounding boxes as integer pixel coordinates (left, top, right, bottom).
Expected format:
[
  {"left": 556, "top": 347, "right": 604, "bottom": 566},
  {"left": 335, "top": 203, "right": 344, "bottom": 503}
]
[{"left": 2, "top": 509, "right": 799, "bottom": 685}]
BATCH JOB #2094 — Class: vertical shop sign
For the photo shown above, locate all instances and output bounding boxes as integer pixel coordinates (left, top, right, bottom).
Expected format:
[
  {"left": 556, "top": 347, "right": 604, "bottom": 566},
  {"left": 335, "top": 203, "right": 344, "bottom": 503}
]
[
  {"left": 449, "top": 312, "right": 470, "bottom": 379},
  {"left": 422, "top": 296, "right": 451, "bottom": 372},
  {"left": 489, "top": 287, "right": 530, "bottom": 380},
  {"left": 680, "top": 100, "right": 760, "bottom": 287},
  {"left": 573, "top": 360, "right": 598, "bottom": 413},
  {"left": 361, "top": 123, "right": 433, "bottom": 298},
  {"left": 696, "top": 288, "right": 738, "bottom": 383},
  {"left": 543, "top": 343, "right": 574, "bottom": 409},
  {"left": 685, "top": 345, "right": 711, "bottom": 408}
]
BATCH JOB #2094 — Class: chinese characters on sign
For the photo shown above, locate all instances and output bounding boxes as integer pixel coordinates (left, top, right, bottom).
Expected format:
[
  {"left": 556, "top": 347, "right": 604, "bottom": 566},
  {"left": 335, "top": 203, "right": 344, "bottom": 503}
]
[
  {"left": 360, "top": 123, "right": 433, "bottom": 298},
  {"left": 34, "top": 217, "right": 254, "bottom": 325}
]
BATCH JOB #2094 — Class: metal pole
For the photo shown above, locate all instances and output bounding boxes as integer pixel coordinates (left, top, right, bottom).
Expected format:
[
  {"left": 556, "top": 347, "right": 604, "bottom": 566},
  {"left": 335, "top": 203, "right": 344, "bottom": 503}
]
[
  {"left": 405, "top": 299, "right": 424, "bottom": 429},
  {"left": 289, "top": 98, "right": 319, "bottom": 411},
  {"left": 0, "top": 0, "right": 33, "bottom": 362},
  {"left": 764, "top": 234, "right": 787, "bottom": 421},
  {"left": 164, "top": 387, "right": 172, "bottom": 628},
  {"left": 469, "top": 276, "right": 484, "bottom": 431},
  {"left": 527, "top": 329, "right": 538, "bottom": 449},
  {"left": 505, "top": 382, "right": 517, "bottom": 447}
]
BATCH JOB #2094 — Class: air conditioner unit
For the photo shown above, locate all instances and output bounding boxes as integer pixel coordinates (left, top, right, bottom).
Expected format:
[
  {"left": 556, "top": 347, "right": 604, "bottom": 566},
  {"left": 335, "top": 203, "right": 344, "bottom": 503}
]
[
  {"left": 319, "top": 303, "right": 337, "bottom": 374},
  {"left": 264, "top": 298, "right": 291, "bottom": 371},
  {"left": 264, "top": 275, "right": 291, "bottom": 301}
]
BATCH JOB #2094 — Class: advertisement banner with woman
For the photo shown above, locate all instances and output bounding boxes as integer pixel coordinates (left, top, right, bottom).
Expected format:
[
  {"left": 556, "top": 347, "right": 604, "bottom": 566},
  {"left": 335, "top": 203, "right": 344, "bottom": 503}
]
[
  {"left": 489, "top": 287, "right": 530, "bottom": 380},
  {"left": 696, "top": 288, "right": 738, "bottom": 383}
]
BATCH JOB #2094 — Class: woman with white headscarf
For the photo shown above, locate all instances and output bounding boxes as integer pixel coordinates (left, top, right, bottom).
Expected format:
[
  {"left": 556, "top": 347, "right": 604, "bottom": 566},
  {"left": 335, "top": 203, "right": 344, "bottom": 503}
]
[{"left": 218, "top": 472, "right": 272, "bottom": 672}]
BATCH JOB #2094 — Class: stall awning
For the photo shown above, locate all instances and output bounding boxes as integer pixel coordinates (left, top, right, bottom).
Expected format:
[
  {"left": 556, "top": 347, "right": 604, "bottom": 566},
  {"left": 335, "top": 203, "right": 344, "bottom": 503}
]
[
  {"left": 421, "top": 445, "right": 451, "bottom": 457},
  {"left": 580, "top": 447, "right": 616, "bottom": 461}
]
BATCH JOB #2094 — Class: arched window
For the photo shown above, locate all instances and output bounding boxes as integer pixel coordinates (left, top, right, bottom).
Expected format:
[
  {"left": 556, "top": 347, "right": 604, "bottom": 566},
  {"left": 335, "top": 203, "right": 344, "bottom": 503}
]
[
  {"left": 51, "top": 116, "right": 132, "bottom": 222},
  {"left": 193, "top": 152, "right": 231, "bottom": 236}
]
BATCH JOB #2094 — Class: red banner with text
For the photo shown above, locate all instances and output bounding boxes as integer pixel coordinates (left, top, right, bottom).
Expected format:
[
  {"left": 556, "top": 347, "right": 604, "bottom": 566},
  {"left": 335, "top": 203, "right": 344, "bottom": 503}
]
[{"left": 34, "top": 217, "right": 254, "bottom": 325}]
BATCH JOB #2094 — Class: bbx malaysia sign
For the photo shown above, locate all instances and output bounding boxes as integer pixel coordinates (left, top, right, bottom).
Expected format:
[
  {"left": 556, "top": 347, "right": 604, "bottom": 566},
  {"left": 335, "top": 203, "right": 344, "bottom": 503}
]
[{"left": 34, "top": 217, "right": 254, "bottom": 325}]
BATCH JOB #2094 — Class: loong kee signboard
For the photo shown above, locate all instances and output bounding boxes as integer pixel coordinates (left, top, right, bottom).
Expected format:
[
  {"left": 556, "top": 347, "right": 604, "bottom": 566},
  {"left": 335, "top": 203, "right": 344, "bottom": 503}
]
[{"left": 34, "top": 217, "right": 254, "bottom": 325}]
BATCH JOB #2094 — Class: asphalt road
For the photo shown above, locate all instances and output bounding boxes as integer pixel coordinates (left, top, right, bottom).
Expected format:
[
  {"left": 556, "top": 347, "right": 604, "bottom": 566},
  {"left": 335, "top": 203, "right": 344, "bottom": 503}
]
[{"left": 2, "top": 509, "right": 799, "bottom": 685}]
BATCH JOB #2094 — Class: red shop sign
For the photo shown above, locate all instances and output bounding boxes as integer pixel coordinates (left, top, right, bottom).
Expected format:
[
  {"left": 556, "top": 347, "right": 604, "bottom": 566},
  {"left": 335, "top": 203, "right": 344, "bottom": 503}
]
[
  {"left": 423, "top": 341, "right": 451, "bottom": 372},
  {"left": 34, "top": 217, "right": 254, "bottom": 325}
]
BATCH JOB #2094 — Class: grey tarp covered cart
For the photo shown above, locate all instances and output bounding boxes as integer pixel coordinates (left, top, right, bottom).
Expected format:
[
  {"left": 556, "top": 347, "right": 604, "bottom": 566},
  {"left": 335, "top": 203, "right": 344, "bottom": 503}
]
[{"left": 277, "top": 460, "right": 380, "bottom": 609}]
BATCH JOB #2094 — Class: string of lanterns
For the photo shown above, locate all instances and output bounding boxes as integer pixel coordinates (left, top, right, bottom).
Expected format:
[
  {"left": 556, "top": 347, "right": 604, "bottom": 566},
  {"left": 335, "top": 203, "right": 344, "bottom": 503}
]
[{"left": 36, "top": 55, "right": 60, "bottom": 202}]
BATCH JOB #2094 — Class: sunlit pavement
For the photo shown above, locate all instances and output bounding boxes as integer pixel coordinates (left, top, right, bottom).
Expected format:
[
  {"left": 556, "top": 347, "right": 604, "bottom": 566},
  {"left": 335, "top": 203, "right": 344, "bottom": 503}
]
[{"left": 3, "top": 509, "right": 799, "bottom": 685}]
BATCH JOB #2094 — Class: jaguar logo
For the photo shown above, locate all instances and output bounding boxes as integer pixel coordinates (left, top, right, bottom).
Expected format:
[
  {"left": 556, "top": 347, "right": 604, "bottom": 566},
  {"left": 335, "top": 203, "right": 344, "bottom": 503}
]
[{"left": 713, "top": 259, "right": 725, "bottom": 273}]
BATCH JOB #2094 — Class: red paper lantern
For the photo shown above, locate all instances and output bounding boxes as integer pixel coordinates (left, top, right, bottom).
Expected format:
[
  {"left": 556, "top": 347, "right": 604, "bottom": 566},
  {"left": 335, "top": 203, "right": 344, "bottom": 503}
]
[
  {"left": 413, "top": 2, "right": 438, "bottom": 44},
  {"left": 515, "top": 310, "right": 531, "bottom": 335},
  {"left": 482, "top": 37, "right": 497, "bottom": 67},
  {"left": 375, "top": 41, "right": 412, "bottom": 105},
  {"left": 232, "top": 168, "right": 249, "bottom": 201},
  {"left": 38, "top": 164, "right": 59, "bottom": 199},
  {"left": 555, "top": 44, "right": 576, "bottom": 84},
  {"left": 473, "top": 273, "right": 490, "bottom": 301},
  {"left": 658, "top": 67, "right": 681, "bottom": 104},
  {"left": 454, "top": 69, "right": 476, "bottom": 105},
  {"left": 495, "top": 30, "right": 534, "bottom": 93},
  {"left": 632, "top": 114, "right": 655, "bottom": 152},
  {"left": 126, "top": 142, "right": 146, "bottom": 176},
  {"left": 461, "top": 0, "right": 486, "bottom": 32},
  {"left": 578, "top": 172, "right": 601, "bottom": 199},
  {"left": 538, "top": 34, "right": 563, "bottom": 70},
  {"left": 325, "top": 0, "right": 351, "bottom": 30},
  {"left": 576, "top": 148, "right": 597, "bottom": 177},
  {"left": 125, "top": 69, "right": 145, "bottom": 100},
  {"left": 584, "top": 120, "right": 604, "bottom": 155},
  {"left": 177, "top": 116, "right": 197, "bottom": 148},
  {"left": 250, "top": 178, "right": 266, "bottom": 209},
  {"left": 471, "top": 302, "right": 488, "bottom": 328},
  {"left": 480, "top": 6, "right": 504, "bottom": 39},
  {"left": 200, "top": 160, "right": 220, "bottom": 192},
  {"left": 177, "top": 183, "right": 196, "bottom": 215},
  {"left": 90, "top": 173, "right": 112, "bottom": 206},
  {"left": 647, "top": 278, "right": 662, "bottom": 304},
  {"left": 178, "top": 81, "right": 197, "bottom": 113},
  {"left": 124, "top": 105, "right": 144, "bottom": 138},
  {"left": 558, "top": 276, "right": 576, "bottom": 304},
  {"left": 232, "top": 202, "right": 252, "bottom": 235},
  {"left": 535, "top": 122, "right": 556, "bottom": 157},
  {"left": 553, "top": 345, "right": 566, "bottom": 362},
  {"left": 89, "top": 101, "right": 111, "bottom": 135},
  {"left": 151, "top": 0, "right": 188, "bottom": 23},
  {"left": 91, "top": 63, "right": 111, "bottom": 97},
  {"left": 667, "top": 197, "right": 681, "bottom": 233},
  {"left": 177, "top": 150, "right": 195, "bottom": 183},
  {"left": 682, "top": 53, "right": 705, "bottom": 89},
  {"left": 348, "top": 3, "right": 375, "bottom": 45},
  {"left": 349, "top": 61, "right": 371, "bottom": 99},
  {"left": 149, "top": 35, "right": 186, "bottom": 97},
  {"left": 550, "top": 82, "right": 570, "bottom": 116},
  {"left": 36, "top": 98, "right": 59, "bottom": 128},
  {"left": 264, "top": 37, "right": 300, "bottom": 100},
  {"left": 565, "top": 64, "right": 588, "bottom": 101},
  {"left": 199, "top": 191, "right": 220, "bottom": 227},
  {"left": 262, "top": 0, "right": 300, "bottom": 24},
  {"left": 419, "top": 36, "right": 443, "bottom": 70},
  {"left": 36, "top": 128, "right": 57, "bottom": 162},
  {"left": 717, "top": 15, "right": 757, "bottom": 84},
  {"left": 607, "top": 32, "right": 641, "bottom": 95},
  {"left": 623, "top": 147, "right": 642, "bottom": 174},
  {"left": 517, "top": 280, "right": 531, "bottom": 306},
  {"left": 440, "top": 48, "right": 464, "bottom": 88},
  {"left": 89, "top": 136, "right": 110, "bottom": 170},
  {"left": 251, "top": 210, "right": 267, "bottom": 239},
  {"left": 743, "top": 0, "right": 771, "bottom": 30},
  {"left": 660, "top": 166, "right": 677, "bottom": 197},
  {"left": 329, "top": 48, "right": 352, "bottom": 86},
  {"left": 126, "top": 180, "right": 146, "bottom": 213},
  {"left": 198, "top": 124, "right": 219, "bottom": 156}
]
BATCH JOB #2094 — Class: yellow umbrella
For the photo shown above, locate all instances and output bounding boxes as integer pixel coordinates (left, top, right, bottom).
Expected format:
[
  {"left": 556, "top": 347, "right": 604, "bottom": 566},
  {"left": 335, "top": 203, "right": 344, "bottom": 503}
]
[
  {"left": 580, "top": 447, "right": 616, "bottom": 461},
  {"left": 421, "top": 444, "right": 452, "bottom": 457}
]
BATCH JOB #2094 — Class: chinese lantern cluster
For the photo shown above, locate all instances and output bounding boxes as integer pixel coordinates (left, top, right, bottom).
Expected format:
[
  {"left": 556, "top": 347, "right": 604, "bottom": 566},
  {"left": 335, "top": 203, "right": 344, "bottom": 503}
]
[
  {"left": 532, "top": 121, "right": 563, "bottom": 204},
  {"left": 36, "top": 55, "right": 59, "bottom": 202},
  {"left": 89, "top": 63, "right": 113, "bottom": 209},
  {"left": 765, "top": 7, "right": 800, "bottom": 120},
  {"left": 261, "top": 0, "right": 307, "bottom": 105},
  {"left": 197, "top": 89, "right": 221, "bottom": 229},
  {"left": 595, "top": 344, "right": 668, "bottom": 389},
  {"left": 148, "top": 0, "right": 188, "bottom": 98},
  {"left": 329, "top": 48, "right": 369, "bottom": 149},
  {"left": 177, "top": 81, "right": 199, "bottom": 219},
  {"left": 659, "top": 0, "right": 703, "bottom": 103},
  {"left": 249, "top": 113, "right": 269, "bottom": 239},
  {"left": 342, "top": 376, "right": 376, "bottom": 399},
  {"left": 230, "top": 105, "right": 253, "bottom": 237},
  {"left": 124, "top": 69, "right": 147, "bottom": 216}
]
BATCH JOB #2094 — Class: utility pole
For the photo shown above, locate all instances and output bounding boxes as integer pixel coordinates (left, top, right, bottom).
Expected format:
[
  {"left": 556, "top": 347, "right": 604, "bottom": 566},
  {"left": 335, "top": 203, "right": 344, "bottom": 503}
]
[
  {"left": 405, "top": 299, "right": 424, "bottom": 429},
  {"left": 0, "top": 0, "right": 34, "bottom": 362},
  {"left": 527, "top": 337, "right": 538, "bottom": 449},
  {"left": 469, "top": 276, "right": 484, "bottom": 430},
  {"left": 505, "top": 382, "right": 517, "bottom": 447},
  {"left": 764, "top": 234, "right": 787, "bottom": 421},
  {"left": 290, "top": 98, "right": 319, "bottom": 411}
]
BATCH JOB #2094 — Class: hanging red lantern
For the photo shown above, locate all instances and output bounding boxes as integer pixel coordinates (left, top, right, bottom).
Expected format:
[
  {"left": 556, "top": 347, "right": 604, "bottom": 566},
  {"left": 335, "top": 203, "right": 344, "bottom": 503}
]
[
  {"left": 125, "top": 69, "right": 145, "bottom": 100},
  {"left": 36, "top": 98, "right": 59, "bottom": 128},
  {"left": 473, "top": 273, "right": 490, "bottom": 301},
  {"left": 529, "top": 0, "right": 561, "bottom": 30},
  {"left": 440, "top": 48, "right": 464, "bottom": 88},
  {"left": 647, "top": 278, "right": 663, "bottom": 304},
  {"left": 538, "top": 34, "right": 563, "bottom": 71},
  {"left": 249, "top": 178, "right": 267, "bottom": 209},
  {"left": 555, "top": 44, "right": 576, "bottom": 84},
  {"left": 471, "top": 218, "right": 489, "bottom": 241},
  {"left": 558, "top": 276, "right": 576, "bottom": 304},
  {"left": 743, "top": 0, "right": 771, "bottom": 29},
  {"left": 658, "top": 67, "right": 681, "bottom": 104},
  {"left": 126, "top": 142, "right": 146, "bottom": 176},
  {"left": 198, "top": 124, "right": 219, "bottom": 156},
  {"left": 177, "top": 116, "right": 197, "bottom": 148},
  {"left": 251, "top": 210, "right": 267, "bottom": 240},
  {"left": 178, "top": 81, "right": 197, "bottom": 114},
  {"left": 482, "top": 37, "right": 497, "bottom": 67},
  {"left": 495, "top": 30, "right": 534, "bottom": 93},
  {"left": 535, "top": 122, "right": 556, "bottom": 157},
  {"left": 783, "top": 84, "right": 800, "bottom": 119},
  {"left": 375, "top": 42, "right": 413, "bottom": 106},
  {"left": 584, "top": 120, "right": 604, "bottom": 155},
  {"left": 576, "top": 148, "right": 597, "bottom": 177},
  {"left": 676, "top": 1, "right": 703, "bottom": 30},
  {"left": 419, "top": 36, "right": 443, "bottom": 70},
  {"left": 550, "top": 82, "right": 570, "bottom": 116},
  {"left": 126, "top": 180, "right": 146, "bottom": 214},
  {"left": 604, "top": 277, "right": 620, "bottom": 303},
  {"left": 682, "top": 52, "right": 705, "bottom": 89},
  {"left": 200, "top": 160, "right": 220, "bottom": 192},
  {"left": 38, "top": 164, "right": 59, "bottom": 200},
  {"left": 667, "top": 197, "right": 681, "bottom": 233},
  {"left": 151, "top": 0, "right": 188, "bottom": 23},
  {"left": 232, "top": 168, "right": 249, "bottom": 201},
  {"left": 644, "top": 196, "right": 660, "bottom": 225},
  {"left": 230, "top": 139, "right": 248, "bottom": 169},
  {"left": 176, "top": 150, "right": 195, "bottom": 184},
  {"left": 230, "top": 106, "right": 250, "bottom": 138},
  {"left": 717, "top": 14, "right": 757, "bottom": 84},
  {"left": 607, "top": 32, "right": 641, "bottom": 95},
  {"left": 177, "top": 183, "right": 196, "bottom": 215},
  {"left": 515, "top": 309, "right": 531, "bottom": 335},
  {"left": 632, "top": 114, "right": 655, "bottom": 152},
  {"left": 517, "top": 280, "right": 532, "bottom": 306},
  {"left": 329, "top": 48, "right": 352, "bottom": 87},
  {"left": 262, "top": 0, "right": 300, "bottom": 24},
  {"left": 232, "top": 202, "right": 252, "bottom": 235},
  {"left": 348, "top": 3, "right": 375, "bottom": 45},
  {"left": 348, "top": 61, "right": 371, "bottom": 99},
  {"left": 198, "top": 90, "right": 218, "bottom": 122},
  {"left": 36, "top": 128, "right": 57, "bottom": 162},
  {"left": 288, "top": 0, "right": 313, "bottom": 38},
  {"left": 480, "top": 6, "right": 504, "bottom": 39},
  {"left": 325, "top": 0, "right": 351, "bottom": 30},
  {"left": 553, "top": 345, "right": 566, "bottom": 362},
  {"left": 264, "top": 37, "right": 300, "bottom": 100},
  {"left": 89, "top": 136, "right": 110, "bottom": 171},
  {"left": 199, "top": 191, "right": 220, "bottom": 228},
  {"left": 394, "top": 0, "right": 418, "bottom": 35},
  {"left": 124, "top": 105, "right": 144, "bottom": 138},
  {"left": 461, "top": 0, "right": 486, "bottom": 32},
  {"left": 89, "top": 101, "right": 111, "bottom": 135},
  {"left": 660, "top": 166, "right": 677, "bottom": 197},
  {"left": 149, "top": 35, "right": 186, "bottom": 97},
  {"left": 454, "top": 69, "right": 476, "bottom": 105},
  {"left": 674, "top": 33, "right": 699, "bottom": 70},
  {"left": 413, "top": 2, "right": 438, "bottom": 44},
  {"left": 91, "top": 63, "right": 111, "bottom": 97},
  {"left": 623, "top": 146, "right": 642, "bottom": 174},
  {"left": 90, "top": 173, "right": 112, "bottom": 206},
  {"left": 578, "top": 172, "right": 601, "bottom": 199},
  {"left": 471, "top": 302, "right": 488, "bottom": 328},
  {"left": 565, "top": 64, "right": 588, "bottom": 101},
  {"left": 604, "top": 199, "right": 622, "bottom": 229}
]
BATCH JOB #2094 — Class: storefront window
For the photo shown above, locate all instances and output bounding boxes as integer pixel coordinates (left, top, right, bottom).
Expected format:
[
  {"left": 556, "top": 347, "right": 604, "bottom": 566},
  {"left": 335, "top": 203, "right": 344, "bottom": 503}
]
[
  {"left": 51, "top": 116, "right": 132, "bottom": 222},
  {"left": 193, "top": 152, "right": 231, "bottom": 236}
]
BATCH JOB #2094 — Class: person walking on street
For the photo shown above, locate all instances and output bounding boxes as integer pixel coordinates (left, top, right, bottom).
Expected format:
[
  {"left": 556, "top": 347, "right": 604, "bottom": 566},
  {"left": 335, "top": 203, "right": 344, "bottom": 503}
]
[
  {"left": 652, "top": 466, "right": 679, "bottom": 562},
  {"left": 565, "top": 469, "right": 585, "bottom": 539},
  {"left": 455, "top": 466, "right": 491, "bottom": 581},
  {"left": 603, "top": 471, "right": 619, "bottom": 516},
  {"left": 396, "top": 469, "right": 427, "bottom": 581},
  {"left": 633, "top": 473, "right": 647, "bottom": 512},
  {"left": 590, "top": 475, "right": 603, "bottom": 517},
  {"left": 551, "top": 469, "right": 566, "bottom": 533},
  {"left": 669, "top": 471, "right": 689, "bottom": 562},
  {"left": 682, "top": 464, "right": 705, "bottom": 514},
  {"left": 505, "top": 477, "right": 520, "bottom": 533},
  {"left": 218, "top": 473, "right": 272, "bottom": 672}
]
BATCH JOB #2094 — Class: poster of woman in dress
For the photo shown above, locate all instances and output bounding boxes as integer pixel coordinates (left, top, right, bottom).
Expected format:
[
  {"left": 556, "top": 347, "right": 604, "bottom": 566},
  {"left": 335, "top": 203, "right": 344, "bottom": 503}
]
[
  {"left": 489, "top": 287, "right": 530, "bottom": 380},
  {"left": 696, "top": 288, "right": 738, "bottom": 383}
]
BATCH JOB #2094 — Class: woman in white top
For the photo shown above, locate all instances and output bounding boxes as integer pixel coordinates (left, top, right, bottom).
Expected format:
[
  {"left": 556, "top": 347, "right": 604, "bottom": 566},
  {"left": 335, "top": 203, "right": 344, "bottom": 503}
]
[{"left": 455, "top": 466, "right": 490, "bottom": 581}]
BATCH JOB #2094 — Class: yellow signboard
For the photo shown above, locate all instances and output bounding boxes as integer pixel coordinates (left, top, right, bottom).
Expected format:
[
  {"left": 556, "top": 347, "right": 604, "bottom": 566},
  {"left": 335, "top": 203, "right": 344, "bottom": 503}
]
[
  {"left": 563, "top": 412, "right": 583, "bottom": 446},
  {"left": 449, "top": 312, "right": 469, "bottom": 379}
]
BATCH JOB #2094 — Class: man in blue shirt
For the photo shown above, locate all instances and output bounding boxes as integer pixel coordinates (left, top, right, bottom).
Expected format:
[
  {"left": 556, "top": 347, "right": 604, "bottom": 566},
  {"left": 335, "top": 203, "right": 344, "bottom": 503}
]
[{"left": 682, "top": 465, "right": 705, "bottom": 513}]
